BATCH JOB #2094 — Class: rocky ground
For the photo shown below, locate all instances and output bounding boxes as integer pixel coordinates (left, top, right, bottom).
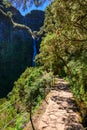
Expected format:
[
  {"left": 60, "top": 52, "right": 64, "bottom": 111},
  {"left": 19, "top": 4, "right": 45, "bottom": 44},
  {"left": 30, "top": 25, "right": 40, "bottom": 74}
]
[{"left": 24, "top": 78, "right": 84, "bottom": 130}]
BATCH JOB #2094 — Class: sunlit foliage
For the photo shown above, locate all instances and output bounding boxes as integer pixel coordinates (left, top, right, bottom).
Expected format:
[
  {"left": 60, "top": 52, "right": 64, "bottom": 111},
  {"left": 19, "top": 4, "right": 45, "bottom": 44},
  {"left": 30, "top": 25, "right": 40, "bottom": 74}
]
[
  {"left": 0, "top": 67, "right": 53, "bottom": 129},
  {"left": 36, "top": 0, "right": 87, "bottom": 121}
]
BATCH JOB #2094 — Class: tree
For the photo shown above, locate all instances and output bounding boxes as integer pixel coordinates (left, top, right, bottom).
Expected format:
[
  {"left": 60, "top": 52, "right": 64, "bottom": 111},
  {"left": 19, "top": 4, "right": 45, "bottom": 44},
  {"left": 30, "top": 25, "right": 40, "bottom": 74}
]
[
  {"left": 36, "top": 0, "right": 87, "bottom": 73},
  {"left": 36, "top": 0, "right": 87, "bottom": 121}
]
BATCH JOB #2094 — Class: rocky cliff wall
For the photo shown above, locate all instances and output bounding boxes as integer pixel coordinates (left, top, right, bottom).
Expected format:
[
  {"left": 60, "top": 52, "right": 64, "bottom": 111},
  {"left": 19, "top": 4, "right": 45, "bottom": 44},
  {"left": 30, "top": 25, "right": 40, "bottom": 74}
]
[{"left": 0, "top": 6, "right": 44, "bottom": 97}]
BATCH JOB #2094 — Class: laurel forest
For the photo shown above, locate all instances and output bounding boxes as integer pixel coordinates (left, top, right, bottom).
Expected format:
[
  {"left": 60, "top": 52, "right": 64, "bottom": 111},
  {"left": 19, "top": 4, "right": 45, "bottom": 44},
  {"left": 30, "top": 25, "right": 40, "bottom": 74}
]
[{"left": 0, "top": 0, "right": 87, "bottom": 129}]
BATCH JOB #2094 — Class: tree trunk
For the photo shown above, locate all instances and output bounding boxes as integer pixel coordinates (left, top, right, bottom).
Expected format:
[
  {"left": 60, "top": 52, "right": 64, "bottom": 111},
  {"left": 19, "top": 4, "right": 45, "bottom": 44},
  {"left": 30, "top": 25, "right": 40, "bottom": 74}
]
[{"left": 30, "top": 104, "right": 36, "bottom": 130}]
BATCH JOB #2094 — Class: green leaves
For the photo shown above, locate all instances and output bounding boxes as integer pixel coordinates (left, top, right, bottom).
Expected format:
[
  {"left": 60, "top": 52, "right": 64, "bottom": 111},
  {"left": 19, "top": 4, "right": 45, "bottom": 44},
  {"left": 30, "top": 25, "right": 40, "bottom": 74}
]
[
  {"left": 23, "top": 67, "right": 53, "bottom": 110},
  {"left": 0, "top": 67, "right": 54, "bottom": 129},
  {"left": 36, "top": 0, "right": 87, "bottom": 121},
  {"left": 66, "top": 58, "right": 87, "bottom": 117}
]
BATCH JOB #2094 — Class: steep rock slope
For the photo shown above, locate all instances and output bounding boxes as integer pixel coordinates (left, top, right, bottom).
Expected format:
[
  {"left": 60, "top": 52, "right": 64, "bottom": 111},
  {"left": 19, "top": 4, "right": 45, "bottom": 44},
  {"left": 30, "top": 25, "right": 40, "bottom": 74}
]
[{"left": 0, "top": 6, "right": 44, "bottom": 97}]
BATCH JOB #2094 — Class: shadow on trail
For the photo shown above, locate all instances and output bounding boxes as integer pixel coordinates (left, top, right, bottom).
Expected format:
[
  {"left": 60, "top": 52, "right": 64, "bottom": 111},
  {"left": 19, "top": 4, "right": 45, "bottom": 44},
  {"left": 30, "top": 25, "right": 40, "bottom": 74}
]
[
  {"left": 52, "top": 82, "right": 70, "bottom": 92},
  {"left": 51, "top": 95, "right": 78, "bottom": 112},
  {"left": 51, "top": 82, "right": 78, "bottom": 112},
  {"left": 51, "top": 81, "right": 84, "bottom": 130}
]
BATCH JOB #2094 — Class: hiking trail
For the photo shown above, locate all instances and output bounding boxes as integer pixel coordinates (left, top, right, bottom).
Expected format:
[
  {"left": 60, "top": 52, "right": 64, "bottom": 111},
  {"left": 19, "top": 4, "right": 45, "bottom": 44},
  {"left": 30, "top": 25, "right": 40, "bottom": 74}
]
[{"left": 24, "top": 78, "right": 84, "bottom": 130}]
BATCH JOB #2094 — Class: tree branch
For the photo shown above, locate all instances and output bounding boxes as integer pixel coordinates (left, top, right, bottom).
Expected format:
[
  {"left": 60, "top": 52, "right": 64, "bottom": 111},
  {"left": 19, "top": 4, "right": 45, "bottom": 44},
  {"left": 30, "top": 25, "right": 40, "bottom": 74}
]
[
  {"left": 0, "top": 8, "right": 7, "bottom": 17},
  {"left": 63, "top": 34, "right": 87, "bottom": 42},
  {"left": 10, "top": 17, "right": 34, "bottom": 36},
  {"left": 0, "top": 7, "right": 43, "bottom": 38}
]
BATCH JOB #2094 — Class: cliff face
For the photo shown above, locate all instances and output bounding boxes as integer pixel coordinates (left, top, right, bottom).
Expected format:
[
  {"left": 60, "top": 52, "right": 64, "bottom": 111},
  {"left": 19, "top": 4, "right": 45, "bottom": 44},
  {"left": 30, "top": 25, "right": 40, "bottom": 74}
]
[{"left": 0, "top": 6, "right": 44, "bottom": 97}]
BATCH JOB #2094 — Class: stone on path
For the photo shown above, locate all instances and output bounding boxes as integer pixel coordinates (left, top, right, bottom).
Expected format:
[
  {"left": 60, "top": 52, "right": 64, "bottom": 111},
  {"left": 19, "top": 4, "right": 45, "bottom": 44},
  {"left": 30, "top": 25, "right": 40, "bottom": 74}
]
[
  {"left": 24, "top": 78, "right": 84, "bottom": 130},
  {"left": 37, "top": 79, "right": 84, "bottom": 130}
]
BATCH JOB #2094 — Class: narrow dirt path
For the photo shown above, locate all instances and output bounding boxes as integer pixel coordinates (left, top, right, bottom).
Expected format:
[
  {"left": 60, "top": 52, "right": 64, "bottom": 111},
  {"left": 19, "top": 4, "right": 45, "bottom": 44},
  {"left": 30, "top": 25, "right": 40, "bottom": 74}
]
[{"left": 24, "top": 78, "right": 84, "bottom": 130}]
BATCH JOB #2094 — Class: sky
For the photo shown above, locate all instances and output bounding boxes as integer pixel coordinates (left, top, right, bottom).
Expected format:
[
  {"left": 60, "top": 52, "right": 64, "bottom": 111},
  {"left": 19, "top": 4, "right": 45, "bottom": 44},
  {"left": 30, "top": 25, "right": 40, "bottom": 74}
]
[{"left": 11, "top": 0, "right": 52, "bottom": 16}]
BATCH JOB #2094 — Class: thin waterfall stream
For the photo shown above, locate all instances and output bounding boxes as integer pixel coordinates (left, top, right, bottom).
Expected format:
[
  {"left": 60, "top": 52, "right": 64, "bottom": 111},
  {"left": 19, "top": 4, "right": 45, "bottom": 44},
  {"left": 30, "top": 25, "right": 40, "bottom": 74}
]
[{"left": 32, "top": 37, "right": 37, "bottom": 66}]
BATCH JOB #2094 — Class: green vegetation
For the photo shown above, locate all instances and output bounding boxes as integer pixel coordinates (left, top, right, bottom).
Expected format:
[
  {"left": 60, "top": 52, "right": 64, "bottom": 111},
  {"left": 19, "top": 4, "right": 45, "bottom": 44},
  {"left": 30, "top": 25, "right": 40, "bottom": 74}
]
[
  {"left": 0, "top": 67, "right": 53, "bottom": 129},
  {"left": 0, "top": 0, "right": 87, "bottom": 129},
  {"left": 36, "top": 0, "right": 87, "bottom": 124}
]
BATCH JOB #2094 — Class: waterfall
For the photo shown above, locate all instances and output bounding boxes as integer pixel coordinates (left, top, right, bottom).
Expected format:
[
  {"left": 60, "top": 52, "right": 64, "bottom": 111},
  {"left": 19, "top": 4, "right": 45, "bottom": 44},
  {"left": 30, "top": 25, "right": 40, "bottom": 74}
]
[{"left": 32, "top": 37, "right": 37, "bottom": 66}]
